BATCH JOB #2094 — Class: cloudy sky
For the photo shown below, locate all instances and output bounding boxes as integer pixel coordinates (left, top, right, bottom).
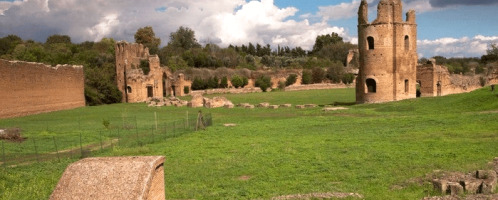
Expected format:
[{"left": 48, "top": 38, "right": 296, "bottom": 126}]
[{"left": 0, "top": 0, "right": 497, "bottom": 58}]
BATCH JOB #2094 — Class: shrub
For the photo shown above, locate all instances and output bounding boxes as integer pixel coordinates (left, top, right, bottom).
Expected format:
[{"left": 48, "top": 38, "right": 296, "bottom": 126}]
[
  {"left": 286, "top": 74, "right": 297, "bottom": 86},
  {"left": 326, "top": 62, "right": 345, "bottom": 83},
  {"left": 207, "top": 76, "right": 219, "bottom": 89},
  {"left": 220, "top": 76, "right": 229, "bottom": 88},
  {"left": 191, "top": 77, "right": 207, "bottom": 90},
  {"left": 341, "top": 73, "right": 355, "bottom": 85},
  {"left": 312, "top": 67, "right": 326, "bottom": 83},
  {"left": 242, "top": 76, "right": 249, "bottom": 88},
  {"left": 301, "top": 70, "right": 312, "bottom": 84},
  {"left": 139, "top": 59, "right": 150, "bottom": 75},
  {"left": 231, "top": 75, "right": 244, "bottom": 88},
  {"left": 184, "top": 86, "right": 190, "bottom": 94},
  {"left": 255, "top": 75, "right": 272, "bottom": 92}
]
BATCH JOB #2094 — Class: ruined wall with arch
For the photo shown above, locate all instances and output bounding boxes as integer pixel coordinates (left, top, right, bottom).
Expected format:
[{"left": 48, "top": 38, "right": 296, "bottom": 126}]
[{"left": 0, "top": 59, "right": 85, "bottom": 119}]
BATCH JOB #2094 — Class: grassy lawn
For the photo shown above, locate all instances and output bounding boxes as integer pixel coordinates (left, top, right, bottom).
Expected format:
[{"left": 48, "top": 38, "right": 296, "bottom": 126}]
[{"left": 0, "top": 87, "right": 497, "bottom": 199}]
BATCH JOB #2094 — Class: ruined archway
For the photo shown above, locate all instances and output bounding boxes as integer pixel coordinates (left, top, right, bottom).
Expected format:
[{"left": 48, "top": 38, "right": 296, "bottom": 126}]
[
  {"left": 147, "top": 85, "right": 153, "bottom": 98},
  {"left": 366, "top": 78, "right": 376, "bottom": 93},
  {"left": 162, "top": 73, "right": 168, "bottom": 97},
  {"left": 437, "top": 81, "right": 442, "bottom": 96},
  {"left": 416, "top": 80, "right": 421, "bottom": 97}
]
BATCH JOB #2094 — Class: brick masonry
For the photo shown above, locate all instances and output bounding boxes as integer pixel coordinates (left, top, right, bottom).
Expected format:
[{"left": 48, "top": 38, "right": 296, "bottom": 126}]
[{"left": 0, "top": 59, "right": 85, "bottom": 119}]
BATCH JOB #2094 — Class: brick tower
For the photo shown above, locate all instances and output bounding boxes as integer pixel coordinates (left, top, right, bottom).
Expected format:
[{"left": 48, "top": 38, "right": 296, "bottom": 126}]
[{"left": 356, "top": 0, "right": 418, "bottom": 103}]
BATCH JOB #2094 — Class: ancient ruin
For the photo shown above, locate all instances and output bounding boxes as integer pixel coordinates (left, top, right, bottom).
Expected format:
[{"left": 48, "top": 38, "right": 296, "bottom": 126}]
[
  {"left": 417, "top": 59, "right": 483, "bottom": 97},
  {"left": 0, "top": 59, "right": 85, "bottom": 119},
  {"left": 115, "top": 42, "right": 190, "bottom": 103},
  {"left": 356, "top": 0, "right": 418, "bottom": 103},
  {"left": 50, "top": 156, "right": 165, "bottom": 200}
]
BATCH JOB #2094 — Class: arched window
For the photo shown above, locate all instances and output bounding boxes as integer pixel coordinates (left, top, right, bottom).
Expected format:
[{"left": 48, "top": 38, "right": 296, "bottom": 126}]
[
  {"left": 367, "top": 37, "right": 375, "bottom": 50},
  {"left": 404, "top": 79, "right": 409, "bottom": 93},
  {"left": 366, "top": 78, "right": 376, "bottom": 93},
  {"left": 404, "top": 35, "right": 409, "bottom": 51},
  {"left": 126, "top": 86, "right": 132, "bottom": 93}
]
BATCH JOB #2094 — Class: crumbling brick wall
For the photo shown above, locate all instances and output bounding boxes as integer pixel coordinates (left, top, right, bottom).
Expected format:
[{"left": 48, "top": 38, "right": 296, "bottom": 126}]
[
  {"left": 417, "top": 60, "right": 483, "bottom": 97},
  {"left": 0, "top": 59, "right": 85, "bottom": 119}
]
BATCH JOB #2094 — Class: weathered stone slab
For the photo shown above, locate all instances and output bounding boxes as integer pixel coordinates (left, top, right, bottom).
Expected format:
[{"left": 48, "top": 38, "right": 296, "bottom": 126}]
[
  {"left": 295, "top": 105, "right": 305, "bottom": 109},
  {"left": 269, "top": 105, "right": 279, "bottom": 109},
  {"left": 322, "top": 107, "right": 348, "bottom": 111},
  {"left": 280, "top": 104, "right": 292, "bottom": 108},
  {"left": 244, "top": 105, "right": 255, "bottom": 109},
  {"left": 205, "top": 96, "right": 232, "bottom": 108},
  {"left": 50, "top": 156, "right": 165, "bottom": 200},
  {"left": 188, "top": 94, "right": 204, "bottom": 108},
  {"left": 257, "top": 102, "right": 270, "bottom": 108},
  {"left": 432, "top": 179, "right": 448, "bottom": 194},
  {"left": 460, "top": 178, "right": 482, "bottom": 194},
  {"left": 481, "top": 170, "right": 497, "bottom": 194},
  {"left": 447, "top": 182, "right": 463, "bottom": 195},
  {"left": 304, "top": 104, "right": 317, "bottom": 108}
]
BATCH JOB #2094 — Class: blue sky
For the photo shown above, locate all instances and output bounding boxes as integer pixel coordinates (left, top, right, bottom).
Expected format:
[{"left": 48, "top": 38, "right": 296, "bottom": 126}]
[{"left": 1, "top": 0, "right": 497, "bottom": 58}]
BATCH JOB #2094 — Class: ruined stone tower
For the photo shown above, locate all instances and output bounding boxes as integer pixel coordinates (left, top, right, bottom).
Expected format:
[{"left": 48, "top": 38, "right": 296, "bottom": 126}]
[{"left": 356, "top": 0, "right": 418, "bottom": 103}]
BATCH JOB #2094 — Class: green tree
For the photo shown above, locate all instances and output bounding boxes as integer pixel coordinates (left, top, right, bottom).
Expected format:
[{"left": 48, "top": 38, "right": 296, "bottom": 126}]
[
  {"left": 255, "top": 75, "right": 272, "bottom": 92},
  {"left": 134, "top": 26, "right": 161, "bottom": 54},
  {"left": 286, "top": 74, "right": 297, "bottom": 86},
  {"left": 311, "top": 67, "right": 326, "bottom": 84},
  {"left": 46, "top": 35, "right": 72, "bottom": 44},
  {"left": 341, "top": 73, "right": 355, "bottom": 85},
  {"left": 312, "top": 32, "right": 343, "bottom": 54},
  {"left": 326, "top": 61, "right": 345, "bottom": 83},
  {"left": 168, "top": 26, "right": 201, "bottom": 51},
  {"left": 0, "top": 35, "right": 22, "bottom": 55},
  {"left": 301, "top": 70, "right": 312, "bottom": 85},
  {"left": 231, "top": 75, "right": 243, "bottom": 88},
  {"left": 220, "top": 76, "right": 229, "bottom": 88}
]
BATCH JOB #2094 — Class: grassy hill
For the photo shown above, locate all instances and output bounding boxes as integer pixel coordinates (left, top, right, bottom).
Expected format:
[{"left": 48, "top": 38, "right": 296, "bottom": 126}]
[{"left": 0, "top": 87, "right": 497, "bottom": 199}]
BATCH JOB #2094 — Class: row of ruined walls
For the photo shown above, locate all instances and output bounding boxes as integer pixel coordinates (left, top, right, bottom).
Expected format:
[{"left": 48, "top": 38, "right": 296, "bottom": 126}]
[
  {"left": 416, "top": 61, "right": 491, "bottom": 97},
  {"left": 0, "top": 59, "right": 85, "bottom": 119}
]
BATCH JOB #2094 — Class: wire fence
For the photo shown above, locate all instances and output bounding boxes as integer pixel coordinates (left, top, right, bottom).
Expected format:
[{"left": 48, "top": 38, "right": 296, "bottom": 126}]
[{"left": 0, "top": 113, "right": 212, "bottom": 168}]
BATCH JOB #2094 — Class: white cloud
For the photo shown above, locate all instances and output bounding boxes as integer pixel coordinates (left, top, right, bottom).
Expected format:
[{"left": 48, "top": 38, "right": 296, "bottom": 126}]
[
  {"left": 417, "top": 35, "right": 498, "bottom": 58},
  {"left": 0, "top": 0, "right": 352, "bottom": 50}
]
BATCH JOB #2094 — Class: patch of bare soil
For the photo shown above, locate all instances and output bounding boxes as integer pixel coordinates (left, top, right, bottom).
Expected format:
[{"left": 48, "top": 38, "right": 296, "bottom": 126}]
[
  {"left": 272, "top": 192, "right": 363, "bottom": 200},
  {"left": 238, "top": 175, "right": 251, "bottom": 181},
  {"left": 0, "top": 128, "right": 27, "bottom": 142}
]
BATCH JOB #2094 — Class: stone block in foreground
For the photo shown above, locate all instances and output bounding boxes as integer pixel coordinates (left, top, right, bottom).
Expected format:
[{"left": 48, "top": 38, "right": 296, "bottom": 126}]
[{"left": 50, "top": 156, "right": 165, "bottom": 200}]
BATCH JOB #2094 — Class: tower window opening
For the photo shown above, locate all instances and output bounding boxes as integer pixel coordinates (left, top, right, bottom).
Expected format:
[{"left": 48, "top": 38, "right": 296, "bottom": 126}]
[
  {"left": 367, "top": 37, "right": 375, "bottom": 50},
  {"left": 126, "top": 86, "right": 132, "bottom": 93},
  {"left": 366, "top": 78, "right": 376, "bottom": 93},
  {"left": 404, "top": 79, "right": 409, "bottom": 93},
  {"left": 404, "top": 35, "right": 410, "bottom": 51}
]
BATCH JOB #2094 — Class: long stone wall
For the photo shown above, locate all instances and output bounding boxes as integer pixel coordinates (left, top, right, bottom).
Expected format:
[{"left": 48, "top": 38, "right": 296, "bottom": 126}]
[{"left": 0, "top": 59, "right": 85, "bottom": 119}]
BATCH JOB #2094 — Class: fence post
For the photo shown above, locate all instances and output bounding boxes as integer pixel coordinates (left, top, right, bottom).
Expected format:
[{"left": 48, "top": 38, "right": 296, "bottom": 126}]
[
  {"left": 155, "top": 112, "right": 158, "bottom": 131},
  {"left": 99, "top": 131, "right": 103, "bottom": 151},
  {"left": 2, "top": 141, "right": 5, "bottom": 168},
  {"left": 33, "top": 138, "right": 39, "bottom": 163},
  {"left": 151, "top": 126, "right": 155, "bottom": 143},
  {"left": 53, "top": 136, "right": 60, "bottom": 162}
]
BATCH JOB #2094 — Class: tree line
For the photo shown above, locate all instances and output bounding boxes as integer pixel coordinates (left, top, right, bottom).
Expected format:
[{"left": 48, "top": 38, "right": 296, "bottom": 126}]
[{"left": 1, "top": 26, "right": 496, "bottom": 105}]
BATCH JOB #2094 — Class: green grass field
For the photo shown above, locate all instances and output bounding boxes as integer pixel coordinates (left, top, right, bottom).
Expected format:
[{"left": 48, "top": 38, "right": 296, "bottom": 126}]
[{"left": 0, "top": 87, "right": 497, "bottom": 199}]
